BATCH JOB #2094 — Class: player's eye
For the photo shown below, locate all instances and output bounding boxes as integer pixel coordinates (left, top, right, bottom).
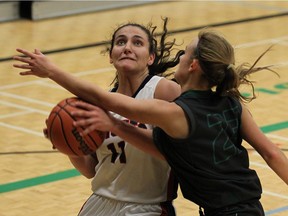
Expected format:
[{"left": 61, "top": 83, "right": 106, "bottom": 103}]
[
  {"left": 134, "top": 40, "right": 143, "bottom": 46},
  {"left": 116, "top": 39, "right": 126, "bottom": 46}
]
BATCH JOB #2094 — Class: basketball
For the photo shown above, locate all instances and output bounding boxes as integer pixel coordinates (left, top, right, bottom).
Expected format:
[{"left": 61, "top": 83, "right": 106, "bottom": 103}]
[{"left": 46, "top": 97, "right": 106, "bottom": 156}]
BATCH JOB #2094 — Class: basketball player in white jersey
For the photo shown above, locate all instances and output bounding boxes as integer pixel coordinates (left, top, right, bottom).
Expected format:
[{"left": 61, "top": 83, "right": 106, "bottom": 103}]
[
  {"left": 13, "top": 18, "right": 183, "bottom": 215},
  {"left": 73, "top": 18, "right": 183, "bottom": 216},
  {"left": 78, "top": 75, "right": 179, "bottom": 216}
]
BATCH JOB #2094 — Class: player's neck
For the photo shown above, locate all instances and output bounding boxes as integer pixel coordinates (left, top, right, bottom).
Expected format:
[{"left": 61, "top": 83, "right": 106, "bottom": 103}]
[{"left": 117, "top": 72, "right": 149, "bottom": 96}]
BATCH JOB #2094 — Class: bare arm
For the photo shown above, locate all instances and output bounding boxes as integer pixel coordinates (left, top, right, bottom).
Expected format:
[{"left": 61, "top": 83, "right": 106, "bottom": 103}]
[
  {"left": 43, "top": 126, "right": 97, "bottom": 178},
  {"left": 70, "top": 78, "right": 181, "bottom": 159},
  {"left": 111, "top": 120, "right": 165, "bottom": 159},
  {"left": 241, "top": 104, "right": 288, "bottom": 185},
  {"left": 68, "top": 154, "right": 98, "bottom": 178},
  {"left": 71, "top": 102, "right": 165, "bottom": 159},
  {"left": 13, "top": 48, "right": 188, "bottom": 139}
]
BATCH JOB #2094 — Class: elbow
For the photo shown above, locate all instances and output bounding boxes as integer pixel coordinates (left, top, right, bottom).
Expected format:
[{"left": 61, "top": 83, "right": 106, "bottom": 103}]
[
  {"left": 85, "top": 174, "right": 95, "bottom": 179},
  {"left": 77, "top": 170, "right": 95, "bottom": 179},
  {"left": 261, "top": 148, "right": 281, "bottom": 163},
  {"left": 82, "top": 172, "right": 95, "bottom": 179}
]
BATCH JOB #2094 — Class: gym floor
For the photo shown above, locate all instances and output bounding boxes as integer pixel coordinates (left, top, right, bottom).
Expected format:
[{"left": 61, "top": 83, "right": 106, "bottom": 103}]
[{"left": 0, "top": 1, "right": 287, "bottom": 215}]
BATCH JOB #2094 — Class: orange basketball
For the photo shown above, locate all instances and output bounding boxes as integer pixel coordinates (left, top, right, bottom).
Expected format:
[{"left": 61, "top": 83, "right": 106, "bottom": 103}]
[{"left": 46, "top": 97, "right": 106, "bottom": 156}]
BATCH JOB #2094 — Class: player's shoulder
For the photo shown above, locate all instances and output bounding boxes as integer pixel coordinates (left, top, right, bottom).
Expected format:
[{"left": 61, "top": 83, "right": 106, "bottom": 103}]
[{"left": 155, "top": 78, "right": 181, "bottom": 101}]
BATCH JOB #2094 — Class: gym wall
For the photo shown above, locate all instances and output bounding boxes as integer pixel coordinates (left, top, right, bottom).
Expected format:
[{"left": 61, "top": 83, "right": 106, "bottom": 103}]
[{"left": 0, "top": 1, "right": 156, "bottom": 22}]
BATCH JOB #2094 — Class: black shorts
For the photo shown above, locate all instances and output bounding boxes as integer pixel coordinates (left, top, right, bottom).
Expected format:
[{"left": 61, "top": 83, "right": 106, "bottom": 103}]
[
  {"left": 203, "top": 199, "right": 264, "bottom": 216},
  {"left": 160, "top": 201, "right": 176, "bottom": 216}
]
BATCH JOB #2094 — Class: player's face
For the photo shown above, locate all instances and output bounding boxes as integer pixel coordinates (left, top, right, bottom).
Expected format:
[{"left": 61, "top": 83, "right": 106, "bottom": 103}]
[
  {"left": 174, "top": 38, "right": 198, "bottom": 85},
  {"left": 110, "top": 26, "right": 154, "bottom": 74}
]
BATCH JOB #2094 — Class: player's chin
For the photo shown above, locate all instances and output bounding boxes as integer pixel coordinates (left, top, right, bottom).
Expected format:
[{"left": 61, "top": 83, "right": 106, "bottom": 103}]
[{"left": 115, "top": 62, "right": 139, "bottom": 71}]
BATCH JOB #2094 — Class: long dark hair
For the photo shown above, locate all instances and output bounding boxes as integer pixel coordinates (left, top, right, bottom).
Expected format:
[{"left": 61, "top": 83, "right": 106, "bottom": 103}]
[{"left": 107, "top": 17, "right": 183, "bottom": 88}]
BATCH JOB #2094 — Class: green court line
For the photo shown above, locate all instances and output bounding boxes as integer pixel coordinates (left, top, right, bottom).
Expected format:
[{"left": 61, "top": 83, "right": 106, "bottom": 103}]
[
  {"left": 0, "top": 169, "right": 80, "bottom": 193},
  {"left": 260, "top": 121, "right": 288, "bottom": 133},
  {"left": 1, "top": 121, "right": 287, "bottom": 194}
]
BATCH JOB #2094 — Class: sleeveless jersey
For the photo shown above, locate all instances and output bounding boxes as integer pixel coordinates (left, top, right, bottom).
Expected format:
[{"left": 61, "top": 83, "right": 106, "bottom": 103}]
[
  {"left": 153, "top": 90, "right": 262, "bottom": 210},
  {"left": 91, "top": 76, "right": 178, "bottom": 204}
]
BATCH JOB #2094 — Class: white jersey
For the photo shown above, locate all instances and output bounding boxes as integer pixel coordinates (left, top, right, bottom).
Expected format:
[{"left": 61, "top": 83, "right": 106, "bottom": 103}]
[{"left": 91, "top": 76, "right": 177, "bottom": 204}]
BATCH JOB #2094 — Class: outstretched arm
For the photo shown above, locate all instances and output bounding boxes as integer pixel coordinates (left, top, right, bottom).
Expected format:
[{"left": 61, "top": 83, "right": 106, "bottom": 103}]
[
  {"left": 71, "top": 102, "right": 165, "bottom": 160},
  {"left": 13, "top": 48, "right": 188, "bottom": 139},
  {"left": 241, "top": 104, "right": 288, "bottom": 185},
  {"left": 13, "top": 48, "right": 107, "bottom": 106}
]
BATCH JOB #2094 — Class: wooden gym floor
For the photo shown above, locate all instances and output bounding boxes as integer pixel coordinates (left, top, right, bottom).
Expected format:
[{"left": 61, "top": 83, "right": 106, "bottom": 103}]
[{"left": 0, "top": 1, "right": 287, "bottom": 215}]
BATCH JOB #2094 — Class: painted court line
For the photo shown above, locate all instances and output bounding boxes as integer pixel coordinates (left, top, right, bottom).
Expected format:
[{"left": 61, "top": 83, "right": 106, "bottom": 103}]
[
  {"left": 265, "top": 206, "right": 288, "bottom": 215},
  {"left": 1, "top": 67, "right": 112, "bottom": 90},
  {"left": 0, "top": 80, "right": 45, "bottom": 90},
  {"left": 226, "top": 1, "right": 288, "bottom": 12},
  {"left": 261, "top": 121, "right": 288, "bottom": 133},
  {"left": 0, "top": 114, "right": 287, "bottom": 215},
  {"left": 0, "top": 169, "right": 80, "bottom": 193},
  {"left": 235, "top": 36, "right": 288, "bottom": 48},
  {"left": 266, "top": 133, "right": 288, "bottom": 142},
  {"left": 0, "top": 92, "right": 55, "bottom": 107},
  {"left": 1, "top": 121, "right": 288, "bottom": 194},
  {"left": 263, "top": 191, "right": 288, "bottom": 200},
  {"left": 74, "top": 67, "right": 113, "bottom": 76},
  {"left": 37, "top": 81, "right": 69, "bottom": 89},
  {"left": 0, "top": 122, "right": 44, "bottom": 137},
  {"left": 0, "top": 110, "right": 32, "bottom": 119},
  {"left": 1, "top": 36, "right": 287, "bottom": 92},
  {"left": 0, "top": 100, "right": 49, "bottom": 115},
  {"left": 250, "top": 161, "right": 270, "bottom": 169}
]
